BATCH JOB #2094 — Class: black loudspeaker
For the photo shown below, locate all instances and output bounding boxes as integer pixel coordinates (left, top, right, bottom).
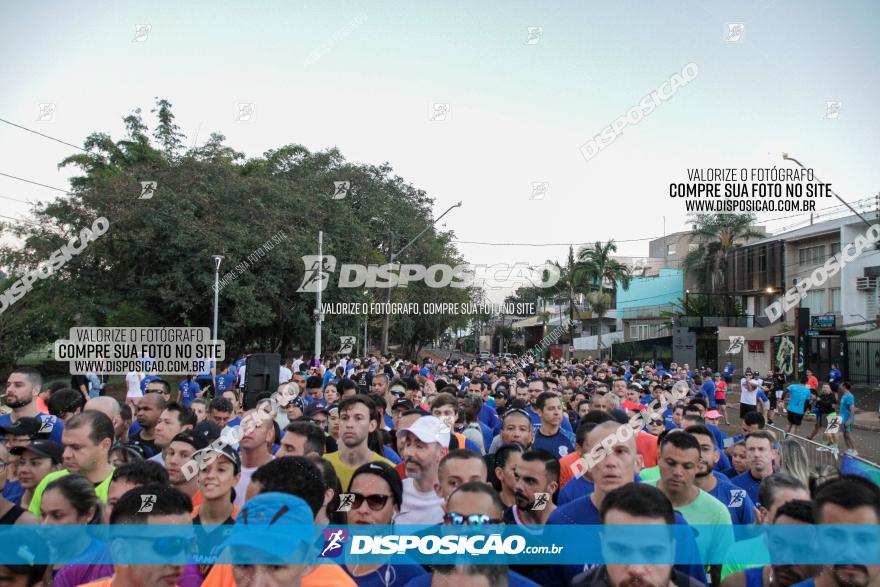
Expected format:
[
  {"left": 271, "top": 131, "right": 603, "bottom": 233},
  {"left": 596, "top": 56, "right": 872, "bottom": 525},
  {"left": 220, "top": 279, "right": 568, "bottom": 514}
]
[
  {"left": 244, "top": 353, "right": 280, "bottom": 409},
  {"left": 796, "top": 308, "right": 811, "bottom": 334}
]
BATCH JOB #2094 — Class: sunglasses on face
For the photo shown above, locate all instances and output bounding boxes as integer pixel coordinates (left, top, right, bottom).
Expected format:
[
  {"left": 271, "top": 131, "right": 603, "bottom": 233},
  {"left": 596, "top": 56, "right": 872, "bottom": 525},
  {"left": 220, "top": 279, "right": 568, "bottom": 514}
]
[
  {"left": 350, "top": 493, "right": 391, "bottom": 511},
  {"left": 119, "top": 535, "right": 195, "bottom": 556},
  {"left": 443, "top": 512, "right": 503, "bottom": 526}
]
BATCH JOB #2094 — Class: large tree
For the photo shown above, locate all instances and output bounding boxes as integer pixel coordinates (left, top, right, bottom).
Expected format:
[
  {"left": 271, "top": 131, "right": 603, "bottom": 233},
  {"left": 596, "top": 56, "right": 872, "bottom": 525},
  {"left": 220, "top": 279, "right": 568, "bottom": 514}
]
[{"left": 0, "top": 99, "right": 469, "bottom": 369}]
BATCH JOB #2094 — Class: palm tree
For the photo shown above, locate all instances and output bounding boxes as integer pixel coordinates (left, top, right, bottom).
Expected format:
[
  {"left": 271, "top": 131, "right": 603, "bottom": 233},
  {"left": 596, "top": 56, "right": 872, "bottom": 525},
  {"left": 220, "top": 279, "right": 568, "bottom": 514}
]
[
  {"left": 577, "top": 240, "right": 632, "bottom": 359},
  {"left": 546, "top": 246, "right": 593, "bottom": 358},
  {"left": 683, "top": 213, "right": 764, "bottom": 294}
]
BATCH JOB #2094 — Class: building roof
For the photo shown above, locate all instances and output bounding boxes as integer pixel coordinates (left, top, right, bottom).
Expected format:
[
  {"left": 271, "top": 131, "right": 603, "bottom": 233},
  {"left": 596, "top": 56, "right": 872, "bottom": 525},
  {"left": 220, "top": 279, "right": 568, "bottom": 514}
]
[{"left": 752, "top": 214, "right": 870, "bottom": 246}]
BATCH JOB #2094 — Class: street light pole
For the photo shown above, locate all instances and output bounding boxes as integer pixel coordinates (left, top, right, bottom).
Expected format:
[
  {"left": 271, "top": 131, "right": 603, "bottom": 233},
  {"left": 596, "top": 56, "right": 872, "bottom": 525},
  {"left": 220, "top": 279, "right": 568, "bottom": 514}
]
[
  {"left": 315, "top": 231, "right": 323, "bottom": 360},
  {"left": 381, "top": 201, "right": 463, "bottom": 354},
  {"left": 782, "top": 153, "right": 873, "bottom": 229},
  {"left": 211, "top": 255, "right": 224, "bottom": 343}
]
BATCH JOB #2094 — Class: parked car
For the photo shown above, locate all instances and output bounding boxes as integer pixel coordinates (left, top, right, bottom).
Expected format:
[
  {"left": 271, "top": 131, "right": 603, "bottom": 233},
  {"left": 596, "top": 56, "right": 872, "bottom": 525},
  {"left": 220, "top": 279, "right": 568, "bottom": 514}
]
[{"left": 477, "top": 351, "right": 491, "bottom": 360}]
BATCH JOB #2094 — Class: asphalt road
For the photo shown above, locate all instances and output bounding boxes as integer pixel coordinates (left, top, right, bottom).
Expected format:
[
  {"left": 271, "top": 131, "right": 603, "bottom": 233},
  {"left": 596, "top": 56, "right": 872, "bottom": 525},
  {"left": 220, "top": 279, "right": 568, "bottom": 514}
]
[{"left": 717, "top": 396, "right": 880, "bottom": 466}]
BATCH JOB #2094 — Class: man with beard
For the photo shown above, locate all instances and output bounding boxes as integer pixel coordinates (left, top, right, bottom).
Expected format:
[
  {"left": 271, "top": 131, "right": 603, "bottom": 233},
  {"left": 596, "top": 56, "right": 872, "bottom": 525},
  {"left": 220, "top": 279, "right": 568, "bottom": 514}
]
[
  {"left": 793, "top": 476, "right": 880, "bottom": 587},
  {"left": 503, "top": 449, "right": 559, "bottom": 526},
  {"left": 395, "top": 415, "right": 449, "bottom": 525},
  {"left": 686, "top": 425, "right": 756, "bottom": 525},
  {"left": 2, "top": 367, "right": 64, "bottom": 443},
  {"left": 572, "top": 483, "right": 707, "bottom": 587},
  {"left": 27, "top": 410, "right": 115, "bottom": 516},
  {"left": 721, "top": 500, "right": 820, "bottom": 587},
  {"left": 323, "top": 395, "right": 391, "bottom": 490},
  {"left": 648, "top": 430, "right": 733, "bottom": 585},
  {"left": 548, "top": 421, "right": 707, "bottom": 586}
]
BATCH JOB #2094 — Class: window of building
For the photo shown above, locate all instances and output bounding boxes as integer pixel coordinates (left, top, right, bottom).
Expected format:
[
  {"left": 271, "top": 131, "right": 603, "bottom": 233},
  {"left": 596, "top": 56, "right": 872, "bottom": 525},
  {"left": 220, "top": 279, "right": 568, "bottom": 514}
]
[
  {"left": 830, "top": 242, "right": 841, "bottom": 256},
  {"left": 688, "top": 243, "right": 699, "bottom": 252},
  {"left": 799, "top": 245, "right": 825, "bottom": 266},
  {"left": 803, "top": 289, "right": 825, "bottom": 314},
  {"left": 829, "top": 288, "right": 841, "bottom": 314},
  {"left": 667, "top": 244, "right": 676, "bottom": 256}
]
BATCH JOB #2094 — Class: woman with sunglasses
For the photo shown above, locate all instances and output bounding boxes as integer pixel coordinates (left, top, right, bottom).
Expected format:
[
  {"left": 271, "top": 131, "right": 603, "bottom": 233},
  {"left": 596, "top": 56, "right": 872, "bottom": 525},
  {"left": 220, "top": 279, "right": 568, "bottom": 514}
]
[{"left": 343, "top": 461, "right": 426, "bottom": 586}]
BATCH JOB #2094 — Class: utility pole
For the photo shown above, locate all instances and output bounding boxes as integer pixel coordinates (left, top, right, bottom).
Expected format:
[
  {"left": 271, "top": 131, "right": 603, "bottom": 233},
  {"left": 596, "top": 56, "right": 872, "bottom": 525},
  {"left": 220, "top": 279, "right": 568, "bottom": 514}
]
[
  {"left": 211, "top": 255, "right": 224, "bottom": 343},
  {"left": 380, "top": 201, "right": 463, "bottom": 354},
  {"left": 314, "top": 231, "right": 322, "bottom": 360}
]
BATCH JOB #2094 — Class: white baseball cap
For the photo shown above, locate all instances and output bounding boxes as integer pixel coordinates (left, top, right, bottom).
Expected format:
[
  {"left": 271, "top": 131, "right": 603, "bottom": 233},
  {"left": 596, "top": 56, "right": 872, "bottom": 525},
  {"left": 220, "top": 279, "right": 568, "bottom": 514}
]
[{"left": 396, "top": 415, "right": 451, "bottom": 446}]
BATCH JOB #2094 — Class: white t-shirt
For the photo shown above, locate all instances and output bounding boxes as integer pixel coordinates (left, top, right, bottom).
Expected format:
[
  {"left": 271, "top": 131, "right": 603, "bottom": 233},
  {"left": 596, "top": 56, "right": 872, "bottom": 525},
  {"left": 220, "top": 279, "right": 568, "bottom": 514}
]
[
  {"left": 237, "top": 365, "right": 247, "bottom": 388},
  {"left": 234, "top": 455, "right": 275, "bottom": 507},
  {"left": 740, "top": 377, "right": 761, "bottom": 406},
  {"left": 125, "top": 371, "right": 143, "bottom": 398},
  {"left": 293, "top": 359, "right": 303, "bottom": 373},
  {"left": 279, "top": 366, "right": 292, "bottom": 384},
  {"left": 395, "top": 478, "right": 445, "bottom": 526}
]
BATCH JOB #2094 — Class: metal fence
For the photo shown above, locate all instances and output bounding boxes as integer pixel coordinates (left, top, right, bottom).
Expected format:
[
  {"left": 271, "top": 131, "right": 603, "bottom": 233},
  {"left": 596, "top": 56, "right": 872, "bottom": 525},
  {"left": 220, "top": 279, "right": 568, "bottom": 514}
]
[
  {"left": 847, "top": 339, "right": 880, "bottom": 386},
  {"left": 768, "top": 424, "right": 840, "bottom": 481}
]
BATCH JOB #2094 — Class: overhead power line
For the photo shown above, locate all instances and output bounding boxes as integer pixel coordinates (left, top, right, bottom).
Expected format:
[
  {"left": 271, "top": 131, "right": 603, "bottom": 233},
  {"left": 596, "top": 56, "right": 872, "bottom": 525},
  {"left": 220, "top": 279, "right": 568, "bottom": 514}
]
[
  {"left": 0, "top": 172, "right": 71, "bottom": 194},
  {"left": 0, "top": 117, "right": 87, "bottom": 152}
]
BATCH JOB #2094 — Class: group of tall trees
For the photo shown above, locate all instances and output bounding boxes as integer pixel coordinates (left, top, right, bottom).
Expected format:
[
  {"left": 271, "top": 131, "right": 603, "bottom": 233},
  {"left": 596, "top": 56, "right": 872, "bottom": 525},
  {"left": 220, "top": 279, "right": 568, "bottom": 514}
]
[{"left": 0, "top": 99, "right": 471, "bottom": 369}]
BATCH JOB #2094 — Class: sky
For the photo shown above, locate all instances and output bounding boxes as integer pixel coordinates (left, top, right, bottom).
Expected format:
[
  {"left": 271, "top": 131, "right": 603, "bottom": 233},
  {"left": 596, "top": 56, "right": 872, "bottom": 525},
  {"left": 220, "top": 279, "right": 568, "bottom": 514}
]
[{"left": 1, "top": 0, "right": 878, "bottom": 302}]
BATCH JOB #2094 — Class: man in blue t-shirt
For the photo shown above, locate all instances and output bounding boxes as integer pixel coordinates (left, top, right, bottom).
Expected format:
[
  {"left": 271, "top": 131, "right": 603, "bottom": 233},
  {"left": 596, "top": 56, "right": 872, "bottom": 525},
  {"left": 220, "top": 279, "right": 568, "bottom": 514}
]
[
  {"left": 531, "top": 392, "right": 576, "bottom": 459},
  {"left": 214, "top": 362, "right": 236, "bottom": 395},
  {"left": 547, "top": 421, "right": 707, "bottom": 586},
  {"left": 785, "top": 375, "right": 813, "bottom": 434},
  {"left": 838, "top": 382, "right": 857, "bottom": 456},
  {"left": 700, "top": 372, "right": 717, "bottom": 409},
  {"left": 177, "top": 375, "right": 201, "bottom": 408},
  {"left": 1, "top": 367, "right": 65, "bottom": 444},
  {"left": 723, "top": 360, "right": 736, "bottom": 383},
  {"left": 732, "top": 430, "right": 776, "bottom": 508},
  {"left": 688, "top": 424, "right": 756, "bottom": 525}
]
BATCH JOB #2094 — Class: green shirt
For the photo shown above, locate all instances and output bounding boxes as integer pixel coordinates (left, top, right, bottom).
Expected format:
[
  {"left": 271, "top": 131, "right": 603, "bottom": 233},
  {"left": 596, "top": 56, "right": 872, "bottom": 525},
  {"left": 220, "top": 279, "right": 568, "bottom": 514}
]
[
  {"left": 28, "top": 468, "right": 114, "bottom": 517},
  {"left": 645, "top": 479, "right": 734, "bottom": 562},
  {"left": 638, "top": 465, "right": 660, "bottom": 482}
]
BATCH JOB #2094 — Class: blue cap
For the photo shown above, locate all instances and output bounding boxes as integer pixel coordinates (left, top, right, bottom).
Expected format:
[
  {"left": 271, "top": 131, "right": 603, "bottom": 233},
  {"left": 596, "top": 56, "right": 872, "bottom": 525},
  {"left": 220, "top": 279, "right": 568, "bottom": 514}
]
[
  {"left": 221, "top": 492, "right": 314, "bottom": 561},
  {"left": 287, "top": 396, "right": 305, "bottom": 411}
]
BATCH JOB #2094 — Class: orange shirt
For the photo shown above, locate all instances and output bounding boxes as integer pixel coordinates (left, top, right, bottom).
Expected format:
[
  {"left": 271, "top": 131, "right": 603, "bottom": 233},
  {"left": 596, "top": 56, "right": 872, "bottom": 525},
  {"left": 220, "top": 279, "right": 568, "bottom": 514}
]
[
  {"left": 192, "top": 503, "right": 240, "bottom": 521},
  {"left": 558, "top": 451, "right": 583, "bottom": 488},
  {"left": 36, "top": 396, "right": 48, "bottom": 415},
  {"left": 636, "top": 431, "right": 659, "bottom": 468},
  {"left": 807, "top": 375, "right": 819, "bottom": 390},
  {"left": 202, "top": 563, "right": 356, "bottom": 587}
]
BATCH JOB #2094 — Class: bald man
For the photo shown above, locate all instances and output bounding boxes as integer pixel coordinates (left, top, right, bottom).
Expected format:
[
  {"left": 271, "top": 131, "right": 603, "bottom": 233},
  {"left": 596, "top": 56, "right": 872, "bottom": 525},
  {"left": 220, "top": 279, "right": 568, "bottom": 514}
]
[{"left": 85, "top": 396, "right": 125, "bottom": 442}]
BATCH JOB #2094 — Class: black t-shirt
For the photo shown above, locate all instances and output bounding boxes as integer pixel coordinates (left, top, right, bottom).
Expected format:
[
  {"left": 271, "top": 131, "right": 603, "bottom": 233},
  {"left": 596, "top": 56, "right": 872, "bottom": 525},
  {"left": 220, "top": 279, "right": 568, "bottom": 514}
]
[
  {"left": 353, "top": 370, "right": 372, "bottom": 393},
  {"left": 70, "top": 374, "right": 89, "bottom": 394},
  {"left": 128, "top": 430, "right": 159, "bottom": 458}
]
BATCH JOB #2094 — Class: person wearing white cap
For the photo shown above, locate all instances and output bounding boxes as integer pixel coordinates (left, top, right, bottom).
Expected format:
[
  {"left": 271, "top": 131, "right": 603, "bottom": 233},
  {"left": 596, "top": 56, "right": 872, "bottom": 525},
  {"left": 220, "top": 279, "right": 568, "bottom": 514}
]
[{"left": 394, "top": 415, "right": 450, "bottom": 526}]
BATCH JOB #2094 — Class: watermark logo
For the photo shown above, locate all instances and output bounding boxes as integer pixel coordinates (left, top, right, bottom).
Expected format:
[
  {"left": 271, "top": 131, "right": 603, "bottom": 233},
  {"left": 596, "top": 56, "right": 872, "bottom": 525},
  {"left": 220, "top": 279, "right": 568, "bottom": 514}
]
[
  {"left": 320, "top": 528, "right": 348, "bottom": 558},
  {"left": 824, "top": 100, "right": 842, "bottom": 120},
  {"left": 430, "top": 102, "right": 450, "bottom": 122},
  {"left": 338, "top": 336, "right": 356, "bottom": 355},
  {"left": 133, "top": 24, "right": 151, "bottom": 42},
  {"left": 728, "top": 489, "right": 746, "bottom": 508},
  {"left": 140, "top": 181, "right": 157, "bottom": 200},
  {"left": 532, "top": 493, "right": 550, "bottom": 510},
  {"left": 138, "top": 494, "right": 157, "bottom": 513},
  {"left": 36, "top": 103, "right": 56, "bottom": 122},
  {"left": 38, "top": 419, "right": 55, "bottom": 434},
  {"left": 296, "top": 255, "right": 337, "bottom": 293},
  {"left": 825, "top": 414, "right": 841, "bottom": 435},
  {"left": 580, "top": 62, "right": 699, "bottom": 163},
  {"left": 296, "top": 255, "right": 561, "bottom": 291},
  {"left": 0, "top": 217, "right": 110, "bottom": 315},
  {"left": 337, "top": 494, "right": 355, "bottom": 512},
  {"left": 526, "top": 26, "right": 543, "bottom": 44},
  {"left": 726, "top": 336, "right": 745, "bottom": 355},
  {"left": 725, "top": 23, "right": 745, "bottom": 43},
  {"left": 765, "top": 223, "right": 880, "bottom": 323},
  {"left": 235, "top": 102, "right": 256, "bottom": 122},
  {"left": 332, "top": 181, "right": 350, "bottom": 200},
  {"left": 530, "top": 182, "right": 549, "bottom": 200}
]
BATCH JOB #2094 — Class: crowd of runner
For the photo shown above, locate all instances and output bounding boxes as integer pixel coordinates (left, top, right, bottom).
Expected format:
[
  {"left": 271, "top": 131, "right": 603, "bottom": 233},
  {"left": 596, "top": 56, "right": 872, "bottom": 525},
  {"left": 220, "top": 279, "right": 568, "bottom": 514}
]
[{"left": 0, "top": 353, "right": 876, "bottom": 587}]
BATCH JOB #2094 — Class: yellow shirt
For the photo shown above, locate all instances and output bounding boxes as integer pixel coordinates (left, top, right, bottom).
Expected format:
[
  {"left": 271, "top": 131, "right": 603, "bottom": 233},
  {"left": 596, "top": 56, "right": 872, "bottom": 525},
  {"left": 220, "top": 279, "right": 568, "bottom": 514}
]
[{"left": 322, "top": 451, "right": 392, "bottom": 491}]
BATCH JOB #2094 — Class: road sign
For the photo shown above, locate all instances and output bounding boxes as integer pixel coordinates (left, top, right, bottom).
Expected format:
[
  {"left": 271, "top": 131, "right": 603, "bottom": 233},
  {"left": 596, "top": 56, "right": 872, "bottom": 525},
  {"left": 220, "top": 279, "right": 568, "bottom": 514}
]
[{"left": 806, "top": 329, "right": 819, "bottom": 336}]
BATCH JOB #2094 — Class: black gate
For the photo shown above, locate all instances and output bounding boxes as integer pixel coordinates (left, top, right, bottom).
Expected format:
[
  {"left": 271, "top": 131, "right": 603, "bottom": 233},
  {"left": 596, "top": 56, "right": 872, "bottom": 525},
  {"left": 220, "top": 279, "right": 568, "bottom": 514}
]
[
  {"left": 847, "top": 339, "right": 880, "bottom": 386},
  {"left": 803, "top": 334, "right": 845, "bottom": 383}
]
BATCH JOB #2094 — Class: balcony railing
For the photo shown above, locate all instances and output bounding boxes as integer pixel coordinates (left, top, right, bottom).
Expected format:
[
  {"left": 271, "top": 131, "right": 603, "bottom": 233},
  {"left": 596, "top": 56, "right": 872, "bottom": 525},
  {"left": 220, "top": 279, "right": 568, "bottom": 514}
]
[{"left": 676, "top": 314, "right": 771, "bottom": 328}]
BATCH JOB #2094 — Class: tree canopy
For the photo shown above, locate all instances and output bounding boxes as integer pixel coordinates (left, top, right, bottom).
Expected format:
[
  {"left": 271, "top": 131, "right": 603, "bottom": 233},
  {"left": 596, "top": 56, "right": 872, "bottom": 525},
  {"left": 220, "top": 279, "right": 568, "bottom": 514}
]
[{"left": 0, "top": 99, "right": 471, "bottom": 368}]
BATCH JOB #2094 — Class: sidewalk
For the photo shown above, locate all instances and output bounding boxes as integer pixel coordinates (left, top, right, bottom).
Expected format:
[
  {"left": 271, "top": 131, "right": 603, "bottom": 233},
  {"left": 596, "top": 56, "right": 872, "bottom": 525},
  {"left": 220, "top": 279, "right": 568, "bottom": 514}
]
[{"left": 853, "top": 409, "right": 880, "bottom": 433}]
